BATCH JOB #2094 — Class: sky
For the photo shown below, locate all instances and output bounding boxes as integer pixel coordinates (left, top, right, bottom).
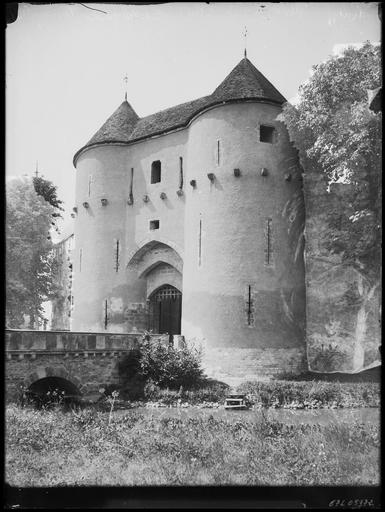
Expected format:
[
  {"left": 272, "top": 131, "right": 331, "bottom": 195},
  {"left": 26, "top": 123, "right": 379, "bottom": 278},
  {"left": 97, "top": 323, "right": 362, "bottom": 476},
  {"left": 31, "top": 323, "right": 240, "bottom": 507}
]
[{"left": 6, "top": 2, "right": 380, "bottom": 236}]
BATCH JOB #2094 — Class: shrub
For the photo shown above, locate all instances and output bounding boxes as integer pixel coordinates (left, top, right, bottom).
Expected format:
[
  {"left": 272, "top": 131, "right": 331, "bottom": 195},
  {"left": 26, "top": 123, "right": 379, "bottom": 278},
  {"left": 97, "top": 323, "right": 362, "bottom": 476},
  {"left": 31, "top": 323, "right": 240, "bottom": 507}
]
[
  {"left": 139, "top": 338, "right": 204, "bottom": 389},
  {"left": 118, "top": 337, "right": 205, "bottom": 394}
]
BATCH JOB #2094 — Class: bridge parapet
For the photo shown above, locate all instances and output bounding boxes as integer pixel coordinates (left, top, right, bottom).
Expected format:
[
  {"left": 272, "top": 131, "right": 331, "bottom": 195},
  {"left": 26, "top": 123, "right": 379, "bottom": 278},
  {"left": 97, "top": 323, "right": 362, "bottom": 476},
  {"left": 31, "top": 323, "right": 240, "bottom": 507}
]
[{"left": 5, "top": 329, "right": 169, "bottom": 353}]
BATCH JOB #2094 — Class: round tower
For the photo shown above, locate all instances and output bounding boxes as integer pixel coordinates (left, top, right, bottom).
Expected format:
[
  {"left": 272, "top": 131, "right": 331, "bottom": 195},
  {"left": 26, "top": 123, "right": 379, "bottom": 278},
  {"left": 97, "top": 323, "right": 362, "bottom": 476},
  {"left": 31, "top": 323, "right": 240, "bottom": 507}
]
[
  {"left": 181, "top": 59, "right": 306, "bottom": 383},
  {"left": 71, "top": 101, "right": 144, "bottom": 332}
]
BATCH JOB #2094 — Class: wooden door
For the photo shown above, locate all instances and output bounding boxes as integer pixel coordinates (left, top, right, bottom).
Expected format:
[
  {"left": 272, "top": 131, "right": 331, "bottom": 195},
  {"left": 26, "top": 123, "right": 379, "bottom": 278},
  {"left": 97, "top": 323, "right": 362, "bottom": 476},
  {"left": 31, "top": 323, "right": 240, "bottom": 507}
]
[{"left": 149, "top": 286, "right": 182, "bottom": 334}]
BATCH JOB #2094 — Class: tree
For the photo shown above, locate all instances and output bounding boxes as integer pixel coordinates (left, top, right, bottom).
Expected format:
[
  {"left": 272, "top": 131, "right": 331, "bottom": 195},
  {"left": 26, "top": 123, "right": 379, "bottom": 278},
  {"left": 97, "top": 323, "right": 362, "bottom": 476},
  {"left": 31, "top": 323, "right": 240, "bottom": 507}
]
[
  {"left": 33, "top": 175, "right": 64, "bottom": 231},
  {"left": 280, "top": 41, "right": 381, "bottom": 371},
  {"left": 6, "top": 177, "right": 62, "bottom": 328},
  {"left": 281, "top": 41, "right": 381, "bottom": 273}
]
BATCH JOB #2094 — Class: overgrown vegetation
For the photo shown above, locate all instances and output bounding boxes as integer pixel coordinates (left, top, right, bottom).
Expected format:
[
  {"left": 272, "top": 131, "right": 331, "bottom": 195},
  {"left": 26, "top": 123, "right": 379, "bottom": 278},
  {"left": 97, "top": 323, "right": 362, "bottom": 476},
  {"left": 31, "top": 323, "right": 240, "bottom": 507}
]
[
  {"left": 236, "top": 380, "right": 380, "bottom": 409},
  {"left": 5, "top": 404, "right": 379, "bottom": 486}
]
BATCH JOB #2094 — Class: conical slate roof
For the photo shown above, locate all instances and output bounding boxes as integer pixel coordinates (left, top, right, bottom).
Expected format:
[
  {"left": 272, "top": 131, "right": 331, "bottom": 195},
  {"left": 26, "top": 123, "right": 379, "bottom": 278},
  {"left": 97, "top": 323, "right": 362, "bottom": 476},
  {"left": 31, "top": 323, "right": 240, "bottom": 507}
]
[
  {"left": 212, "top": 57, "right": 286, "bottom": 103},
  {"left": 74, "top": 57, "right": 286, "bottom": 165},
  {"left": 86, "top": 100, "right": 139, "bottom": 146}
]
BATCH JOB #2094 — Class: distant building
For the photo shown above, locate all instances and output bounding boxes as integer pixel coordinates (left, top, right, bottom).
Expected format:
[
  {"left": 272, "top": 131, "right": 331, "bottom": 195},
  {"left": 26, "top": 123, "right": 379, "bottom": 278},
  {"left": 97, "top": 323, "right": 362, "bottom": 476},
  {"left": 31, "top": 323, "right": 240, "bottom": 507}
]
[{"left": 50, "top": 231, "right": 74, "bottom": 330}]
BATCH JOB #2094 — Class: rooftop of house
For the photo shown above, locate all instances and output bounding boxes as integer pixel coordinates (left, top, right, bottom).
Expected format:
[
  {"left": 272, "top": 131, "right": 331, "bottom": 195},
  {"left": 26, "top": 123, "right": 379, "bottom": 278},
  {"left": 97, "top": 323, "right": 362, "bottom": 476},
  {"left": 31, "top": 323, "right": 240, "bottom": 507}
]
[{"left": 73, "top": 57, "right": 286, "bottom": 166}]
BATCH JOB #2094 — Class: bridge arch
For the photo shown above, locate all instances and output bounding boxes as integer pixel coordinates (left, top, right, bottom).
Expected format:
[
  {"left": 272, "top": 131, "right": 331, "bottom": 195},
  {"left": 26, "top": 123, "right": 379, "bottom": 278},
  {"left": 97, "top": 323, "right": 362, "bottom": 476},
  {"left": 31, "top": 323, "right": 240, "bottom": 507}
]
[{"left": 24, "top": 366, "right": 83, "bottom": 395}]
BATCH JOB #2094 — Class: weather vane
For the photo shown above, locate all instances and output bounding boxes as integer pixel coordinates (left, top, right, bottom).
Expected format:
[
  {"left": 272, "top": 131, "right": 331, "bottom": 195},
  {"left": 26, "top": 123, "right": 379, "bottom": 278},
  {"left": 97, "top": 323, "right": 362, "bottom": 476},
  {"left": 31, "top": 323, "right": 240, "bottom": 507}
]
[
  {"left": 123, "top": 74, "right": 128, "bottom": 101},
  {"left": 244, "top": 26, "right": 248, "bottom": 58}
]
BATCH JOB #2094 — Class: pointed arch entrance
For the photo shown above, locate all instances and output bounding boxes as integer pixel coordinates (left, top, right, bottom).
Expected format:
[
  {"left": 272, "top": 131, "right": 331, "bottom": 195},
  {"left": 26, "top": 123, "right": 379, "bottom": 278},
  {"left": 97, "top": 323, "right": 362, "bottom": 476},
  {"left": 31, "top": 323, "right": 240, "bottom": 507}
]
[{"left": 148, "top": 285, "right": 182, "bottom": 334}]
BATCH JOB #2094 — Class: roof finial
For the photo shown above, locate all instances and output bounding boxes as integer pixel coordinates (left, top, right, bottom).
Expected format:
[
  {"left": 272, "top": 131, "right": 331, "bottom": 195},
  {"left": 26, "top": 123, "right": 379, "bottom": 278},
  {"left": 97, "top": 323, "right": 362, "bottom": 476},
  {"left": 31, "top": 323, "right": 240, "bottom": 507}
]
[
  {"left": 35, "top": 161, "right": 39, "bottom": 178},
  {"left": 243, "top": 25, "right": 247, "bottom": 58},
  {"left": 123, "top": 74, "right": 128, "bottom": 101}
]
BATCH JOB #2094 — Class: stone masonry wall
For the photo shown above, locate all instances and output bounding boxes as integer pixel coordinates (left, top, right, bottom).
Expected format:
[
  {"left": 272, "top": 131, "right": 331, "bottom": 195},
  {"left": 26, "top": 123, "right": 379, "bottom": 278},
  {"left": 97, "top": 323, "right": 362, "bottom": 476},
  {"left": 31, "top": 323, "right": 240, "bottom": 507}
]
[
  {"left": 201, "top": 346, "right": 307, "bottom": 388},
  {"left": 6, "top": 354, "right": 121, "bottom": 401}
]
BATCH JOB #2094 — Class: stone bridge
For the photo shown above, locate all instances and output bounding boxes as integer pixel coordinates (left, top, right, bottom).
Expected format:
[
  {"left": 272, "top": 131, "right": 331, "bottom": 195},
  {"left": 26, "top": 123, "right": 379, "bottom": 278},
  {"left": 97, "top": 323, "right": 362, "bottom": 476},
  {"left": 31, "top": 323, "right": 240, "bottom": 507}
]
[{"left": 5, "top": 329, "right": 182, "bottom": 401}]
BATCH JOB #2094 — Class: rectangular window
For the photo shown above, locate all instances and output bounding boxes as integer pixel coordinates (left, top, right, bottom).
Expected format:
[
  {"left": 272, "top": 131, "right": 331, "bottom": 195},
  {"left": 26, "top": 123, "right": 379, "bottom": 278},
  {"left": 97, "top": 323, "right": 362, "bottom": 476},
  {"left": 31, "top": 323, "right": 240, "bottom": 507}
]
[
  {"left": 151, "top": 161, "right": 161, "bottom": 183},
  {"left": 265, "top": 218, "right": 273, "bottom": 265},
  {"left": 260, "top": 125, "right": 275, "bottom": 143},
  {"left": 150, "top": 220, "right": 160, "bottom": 230}
]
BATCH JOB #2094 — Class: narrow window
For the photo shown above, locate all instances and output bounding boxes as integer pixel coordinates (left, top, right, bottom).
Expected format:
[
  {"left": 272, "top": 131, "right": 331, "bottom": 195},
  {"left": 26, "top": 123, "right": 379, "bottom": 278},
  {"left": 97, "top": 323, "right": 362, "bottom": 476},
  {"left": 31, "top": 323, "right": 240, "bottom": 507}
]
[
  {"left": 88, "top": 175, "right": 92, "bottom": 196},
  {"left": 114, "top": 239, "right": 120, "bottom": 272},
  {"left": 247, "top": 285, "right": 253, "bottom": 326},
  {"left": 260, "top": 125, "right": 275, "bottom": 143},
  {"left": 265, "top": 218, "right": 273, "bottom": 265},
  {"left": 129, "top": 167, "right": 134, "bottom": 202},
  {"left": 79, "top": 248, "right": 82, "bottom": 272},
  {"left": 198, "top": 218, "right": 202, "bottom": 266},
  {"left": 151, "top": 161, "right": 161, "bottom": 183},
  {"left": 217, "top": 140, "right": 220, "bottom": 166},
  {"left": 150, "top": 220, "right": 160, "bottom": 230},
  {"left": 104, "top": 300, "right": 108, "bottom": 329},
  {"left": 179, "top": 157, "right": 183, "bottom": 189}
]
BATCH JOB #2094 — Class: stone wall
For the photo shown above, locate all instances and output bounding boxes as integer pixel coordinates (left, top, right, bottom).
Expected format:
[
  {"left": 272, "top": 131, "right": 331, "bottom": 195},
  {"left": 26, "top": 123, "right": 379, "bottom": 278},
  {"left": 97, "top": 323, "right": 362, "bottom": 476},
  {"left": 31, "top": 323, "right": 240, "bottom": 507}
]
[
  {"left": 6, "top": 354, "right": 121, "bottom": 401},
  {"left": 201, "top": 346, "right": 307, "bottom": 388}
]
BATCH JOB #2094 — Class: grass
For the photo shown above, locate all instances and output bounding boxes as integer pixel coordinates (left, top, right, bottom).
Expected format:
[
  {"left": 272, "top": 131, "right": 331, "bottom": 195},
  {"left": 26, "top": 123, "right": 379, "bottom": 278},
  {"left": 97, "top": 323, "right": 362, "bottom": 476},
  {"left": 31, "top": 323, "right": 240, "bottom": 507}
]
[
  {"left": 93, "top": 379, "right": 380, "bottom": 409},
  {"left": 5, "top": 404, "right": 380, "bottom": 486}
]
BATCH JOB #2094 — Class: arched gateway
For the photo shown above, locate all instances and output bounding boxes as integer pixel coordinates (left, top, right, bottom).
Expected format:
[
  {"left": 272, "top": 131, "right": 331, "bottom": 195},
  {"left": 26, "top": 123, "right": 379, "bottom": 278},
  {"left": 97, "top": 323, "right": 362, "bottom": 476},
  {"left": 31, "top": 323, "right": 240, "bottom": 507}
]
[{"left": 126, "top": 241, "right": 183, "bottom": 334}]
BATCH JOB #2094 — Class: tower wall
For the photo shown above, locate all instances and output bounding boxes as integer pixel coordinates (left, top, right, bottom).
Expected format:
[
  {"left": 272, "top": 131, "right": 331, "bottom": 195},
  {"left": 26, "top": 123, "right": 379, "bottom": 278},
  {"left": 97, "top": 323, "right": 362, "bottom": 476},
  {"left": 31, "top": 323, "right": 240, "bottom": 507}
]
[
  {"left": 128, "top": 130, "right": 187, "bottom": 252},
  {"left": 182, "top": 102, "right": 306, "bottom": 383},
  {"left": 72, "top": 146, "right": 144, "bottom": 332},
  {"left": 72, "top": 131, "right": 188, "bottom": 333}
]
